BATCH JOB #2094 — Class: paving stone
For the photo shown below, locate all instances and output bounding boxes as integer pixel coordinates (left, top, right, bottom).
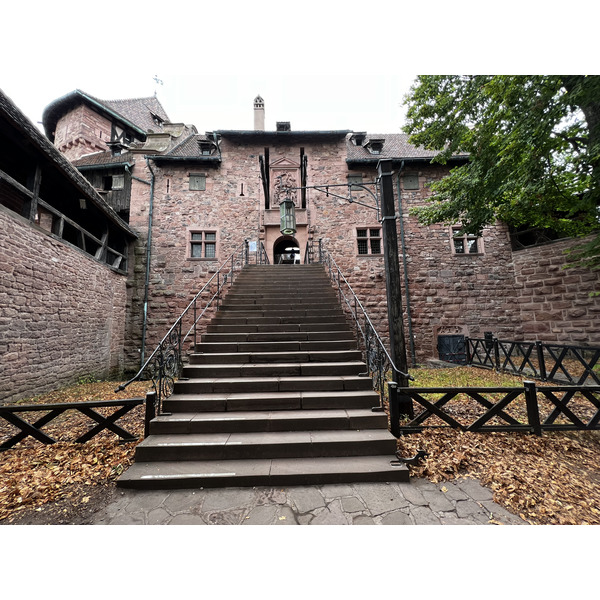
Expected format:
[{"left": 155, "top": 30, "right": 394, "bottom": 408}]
[
  {"left": 455, "top": 499, "right": 488, "bottom": 519},
  {"left": 200, "top": 488, "right": 256, "bottom": 512},
  {"left": 480, "top": 501, "right": 527, "bottom": 525},
  {"left": 310, "top": 500, "right": 350, "bottom": 525},
  {"left": 381, "top": 510, "right": 412, "bottom": 525},
  {"left": 319, "top": 483, "right": 355, "bottom": 499},
  {"left": 169, "top": 513, "right": 207, "bottom": 525},
  {"left": 422, "top": 489, "right": 455, "bottom": 513},
  {"left": 352, "top": 515, "right": 376, "bottom": 525},
  {"left": 243, "top": 505, "right": 279, "bottom": 525},
  {"left": 341, "top": 496, "right": 365, "bottom": 513},
  {"left": 410, "top": 478, "right": 441, "bottom": 493},
  {"left": 410, "top": 505, "right": 441, "bottom": 525},
  {"left": 126, "top": 490, "right": 169, "bottom": 512},
  {"left": 355, "top": 483, "right": 409, "bottom": 515},
  {"left": 288, "top": 487, "right": 325, "bottom": 513},
  {"left": 108, "top": 512, "right": 145, "bottom": 525},
  {"left": 439, "top": 512, "right": 479, "bottom": 525},
  {"left": 163, "top": 490, "right": 205, "bottom": 513},
  {"left": 147, "top": 508, "right": 172, "bottom": 525},
  {"left": 438, "top": 481, "right": 469, "bottom": 501},
  {"left": 205, "top": 509, "right": 246, "bottom": 525},
  {"left": 274, "top": 506, "right": 298, "bottom": 525},
  {"left": 395, "top": 483, "right": 428, "bottom": 506},
  {"left": 255, "top": 487, "right": 288, "bottom": 505},
  {"left": 455, "top": 477, "right": 494, "bottom": 501}
]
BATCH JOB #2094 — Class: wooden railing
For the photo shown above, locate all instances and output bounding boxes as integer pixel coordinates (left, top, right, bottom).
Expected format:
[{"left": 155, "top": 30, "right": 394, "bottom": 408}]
[
  {"left": 0, "top": 397, "right": 145, "bottom": 450},
  {"left": 389, "top": 381, "right": 600, "bottom": 437}
]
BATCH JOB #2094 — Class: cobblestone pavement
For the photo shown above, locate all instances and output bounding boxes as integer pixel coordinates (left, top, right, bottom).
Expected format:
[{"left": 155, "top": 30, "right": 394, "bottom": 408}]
[{"left": 93, "top": 477, "right": 527, "bottom": 525}]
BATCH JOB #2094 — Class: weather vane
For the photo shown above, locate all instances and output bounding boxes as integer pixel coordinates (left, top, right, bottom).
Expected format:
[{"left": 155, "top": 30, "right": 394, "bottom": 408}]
[{"left": 153, "top": 75, "right": 164, "bottom": 96}]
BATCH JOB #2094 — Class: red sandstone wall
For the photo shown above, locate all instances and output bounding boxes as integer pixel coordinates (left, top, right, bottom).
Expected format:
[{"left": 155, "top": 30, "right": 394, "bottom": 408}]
[
  {"left": 53, "top": 104, "right": 112, "bottom": 161},
  {"left": 0, "top": 207, "right": 128, "bottom": 403},
  {"left": 513, "top": 238, "right": 600, "bottom": 345}
]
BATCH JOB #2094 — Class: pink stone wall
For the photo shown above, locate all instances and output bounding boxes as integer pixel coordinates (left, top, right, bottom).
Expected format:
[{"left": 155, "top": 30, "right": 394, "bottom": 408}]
[
  {"left": 53, "top": 104, "right": 112, "bottom": 161},
  {"left": 513, "top": 237, "right": 600, "bottom": 345},
  {"left": 0, "top": 207, "right": 129, "bottom": 403}
]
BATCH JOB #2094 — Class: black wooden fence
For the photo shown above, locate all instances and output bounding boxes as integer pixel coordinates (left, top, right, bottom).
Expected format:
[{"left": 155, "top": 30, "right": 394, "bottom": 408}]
[
  {"left": 0, "top": 397, "right": 145, "bottom": 450},
  {"left": 388, "top": 380, "right": 600, "bottom": 437},
  {"left": 466, "top": 336, "right": 600, "bottom": 386}
]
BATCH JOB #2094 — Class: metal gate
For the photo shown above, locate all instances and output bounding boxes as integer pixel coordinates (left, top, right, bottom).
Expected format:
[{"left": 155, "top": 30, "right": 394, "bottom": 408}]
[{"left": 437, "top": 334, "right": 467, "bottom": 364}]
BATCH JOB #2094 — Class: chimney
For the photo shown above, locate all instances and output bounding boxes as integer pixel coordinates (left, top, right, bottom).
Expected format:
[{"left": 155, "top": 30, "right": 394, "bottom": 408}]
[{"left": 254, "top": 95, "right": 265, "bottom": 131}]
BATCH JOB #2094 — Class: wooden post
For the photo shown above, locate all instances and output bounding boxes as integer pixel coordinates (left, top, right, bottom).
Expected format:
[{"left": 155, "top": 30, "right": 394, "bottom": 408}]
[
  {"left": 524, "top": 380, "right": 542, "bottom": 436},
  {"left": 144, "top": 391, "right": 157, "bottom": 438},
  {"left": 378, "top": 159, "right": 412, "bottom": 416}
]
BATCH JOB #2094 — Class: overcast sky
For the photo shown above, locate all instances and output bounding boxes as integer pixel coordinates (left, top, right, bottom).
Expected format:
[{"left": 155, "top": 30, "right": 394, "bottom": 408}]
[{"left": 3, "top": 1, "right": 598, "bottom": 136}]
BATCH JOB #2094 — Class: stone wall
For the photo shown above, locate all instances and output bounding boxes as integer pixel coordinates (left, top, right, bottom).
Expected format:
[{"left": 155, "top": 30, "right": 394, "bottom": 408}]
[
  {"left": 53, "top": 104, "right": 111, "bottom": 161},
  {"left": 0, "top": 206, "right": 128, "bottom": 403},
  {"left": 513, "top": 237, "right": 600, "bottom": 345}
]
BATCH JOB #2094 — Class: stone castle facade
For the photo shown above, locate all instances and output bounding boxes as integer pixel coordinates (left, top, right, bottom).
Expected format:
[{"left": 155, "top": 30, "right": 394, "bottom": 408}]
[{"left": 2, "top": 88, "right": 598, "bottom": 401}]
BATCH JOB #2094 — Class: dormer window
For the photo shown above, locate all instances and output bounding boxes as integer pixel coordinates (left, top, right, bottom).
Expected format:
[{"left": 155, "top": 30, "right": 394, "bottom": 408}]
[
  {"left": 150, "top": 111, "right": 164, "bottom": 127},
  {"left": 365, "top": 138, "right": 385, "bottom": 155},
  {"left": 350, "top": 132, "right": 366, "bottom": 146},
  {"left": 198, "top": 140, "right": 215, "bottom": 156},
  {"left": 276, "top": 122, "right": 291, "bottom": 132}
]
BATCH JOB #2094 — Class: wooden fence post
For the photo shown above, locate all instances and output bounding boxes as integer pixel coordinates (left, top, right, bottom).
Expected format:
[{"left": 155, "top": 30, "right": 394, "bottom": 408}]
[
  {"left": 524, "top": 380, "right": 542, "bottom": 436},
  {"left": 144, "top": 391, "right": 157, "bottom": 438}
]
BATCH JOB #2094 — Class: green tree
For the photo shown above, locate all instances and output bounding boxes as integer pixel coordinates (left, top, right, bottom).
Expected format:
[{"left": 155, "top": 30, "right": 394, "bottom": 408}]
[{"left": 403, "top": 75, "right": 600, "bottom": 269}]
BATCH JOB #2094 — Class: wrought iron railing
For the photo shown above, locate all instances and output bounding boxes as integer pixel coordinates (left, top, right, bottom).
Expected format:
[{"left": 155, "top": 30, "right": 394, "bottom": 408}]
[
  {"left": 258, "top": 241, "right": 270, "bottom": 264},
  {"left": 116, "top": 241, "right": 250, "bottom": 415},
  {"left": 467, "top": 336, "right": 600, "bottom": 386},
  {"left": 312, "top": 241, "right": 412, "bottom": 410}
]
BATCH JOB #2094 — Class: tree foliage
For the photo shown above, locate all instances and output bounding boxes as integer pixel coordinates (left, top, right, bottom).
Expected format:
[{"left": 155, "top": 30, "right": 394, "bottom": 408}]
[{"left": 403, "top": 75, "right": 600, "bottom": 269}]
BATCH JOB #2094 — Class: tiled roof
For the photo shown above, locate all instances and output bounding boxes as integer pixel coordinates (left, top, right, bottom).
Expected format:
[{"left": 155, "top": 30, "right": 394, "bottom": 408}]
[
  {"left": 103, "top": 96, "right": 170, "bottom": 132},
  {"left": 72, "top": 150, "right": 134, "bottom": 167},
  {"left": 0, "top": 88, "right": 135, "bottom": 237},
  {"left": 164, "top": 133, "right": 214, "bottom": 157},
  {"left": 346, "top": 133, "right": 468, "bottom": 162}
]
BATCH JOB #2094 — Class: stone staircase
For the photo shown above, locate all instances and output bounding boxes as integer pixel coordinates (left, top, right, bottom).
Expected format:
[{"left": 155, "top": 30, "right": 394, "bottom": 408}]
[{"left": 118, "top": 263, "right": 408, "bottom": 488}]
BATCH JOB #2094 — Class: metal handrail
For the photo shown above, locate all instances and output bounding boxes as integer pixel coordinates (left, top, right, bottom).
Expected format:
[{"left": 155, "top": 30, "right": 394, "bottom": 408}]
[
  {"left": 258, "top": 241, "right": 270, "bottom": 264},
  {"left": 116, "top": 241, "right": 249, "bottom": 414},
  {"left": 314, "top": 241, "right": 412, "bottom": 408}
]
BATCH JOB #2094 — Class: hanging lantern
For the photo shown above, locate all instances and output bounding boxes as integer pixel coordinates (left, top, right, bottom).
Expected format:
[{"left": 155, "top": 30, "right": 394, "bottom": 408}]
[{"left": 279, "top": 196, "right": 296, "bottom": 235}]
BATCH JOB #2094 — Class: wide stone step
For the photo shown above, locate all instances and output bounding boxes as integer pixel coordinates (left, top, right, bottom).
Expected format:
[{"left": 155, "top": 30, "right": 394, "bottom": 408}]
[
  {"left": 162, "top": 390, "right": 381, "bottom": 412},
  {"left": 201, "top": 331, "right": 350, "bottom": 343},
  {"left": 149, "top": 408, "right": 388, "bottom": 434},
  {"left": 117, "top": 455, "right": 409, "bottom": 489},
  {"left": 210, "top": 315, "right": 348, "bottom": 326},
  {"left": 216, "top": 307, "right": 344, "bottom": 317},
  {"left": 194, "top": 339, "right": 358, "bottom": 353},
  {"left": 188, "top": 349, "right": 363, "bottom": 365},
  {"left": 206, "top": 322, "right": 349, "bottom": 333},
  {"left": 133, "top": 429, "right": 396, "bottom": 462},
  {"left": 174, "top": 375, "right": 374, "bottom": 395},
  {"left": 182, "top": 361, "right": 367, "bottom": 379}
]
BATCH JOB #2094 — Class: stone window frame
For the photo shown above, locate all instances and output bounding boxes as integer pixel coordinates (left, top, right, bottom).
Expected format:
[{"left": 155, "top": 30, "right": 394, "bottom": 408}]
[
  {"left": 188, "top": 228, "right": 219, "bottom": 260},
  {"left": 356, "top": 226, "right": 382, "bottom": 256},
  {"left": 451, "top": 226, "right": 484, "bottom": 255},
  {"left": 189, "top": 172, "right": 207, "bottom": 191}
]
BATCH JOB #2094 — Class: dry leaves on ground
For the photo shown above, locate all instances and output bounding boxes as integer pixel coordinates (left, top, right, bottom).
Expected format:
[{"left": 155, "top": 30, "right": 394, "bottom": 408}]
[
  {"left": 0, "top": 380, "right": 150, "bottom": 523},
  {"left": 398, "top": 368, "right": 600, "bottom": 525}
]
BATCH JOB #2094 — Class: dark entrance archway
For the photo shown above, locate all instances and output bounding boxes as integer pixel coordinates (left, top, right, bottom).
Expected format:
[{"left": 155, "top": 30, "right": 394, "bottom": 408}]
[{"left": 273, "top": 236, "right": 300, "bottom": 264}]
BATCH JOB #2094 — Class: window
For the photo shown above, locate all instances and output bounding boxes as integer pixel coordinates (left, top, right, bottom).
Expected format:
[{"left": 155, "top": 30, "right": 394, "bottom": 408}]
[
  {"left": 102, "top": 174, "right": 124, "bottom": 191},
  {"left": 357, "top": 228, "right": 382, "bottom": 255},
  {"left": 190, "top": 231, "right": 217, "bottom": 259},
  {"left": 189, "top": 173, "right": 206, "bottom": 191},
  {"left": 452, "top": 227, "right": 482, "bottom": 254}
]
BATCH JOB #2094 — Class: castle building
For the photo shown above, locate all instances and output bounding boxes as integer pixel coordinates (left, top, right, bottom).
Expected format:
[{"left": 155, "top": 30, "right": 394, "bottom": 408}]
[{"left": 1, "top": 88, "right": 599, "bottom": 402}]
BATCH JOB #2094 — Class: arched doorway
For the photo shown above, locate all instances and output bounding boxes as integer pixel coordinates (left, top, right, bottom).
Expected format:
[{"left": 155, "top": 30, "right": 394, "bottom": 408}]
[{"left": 273, "top": 236, "right": 300, "bottom": 264}]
